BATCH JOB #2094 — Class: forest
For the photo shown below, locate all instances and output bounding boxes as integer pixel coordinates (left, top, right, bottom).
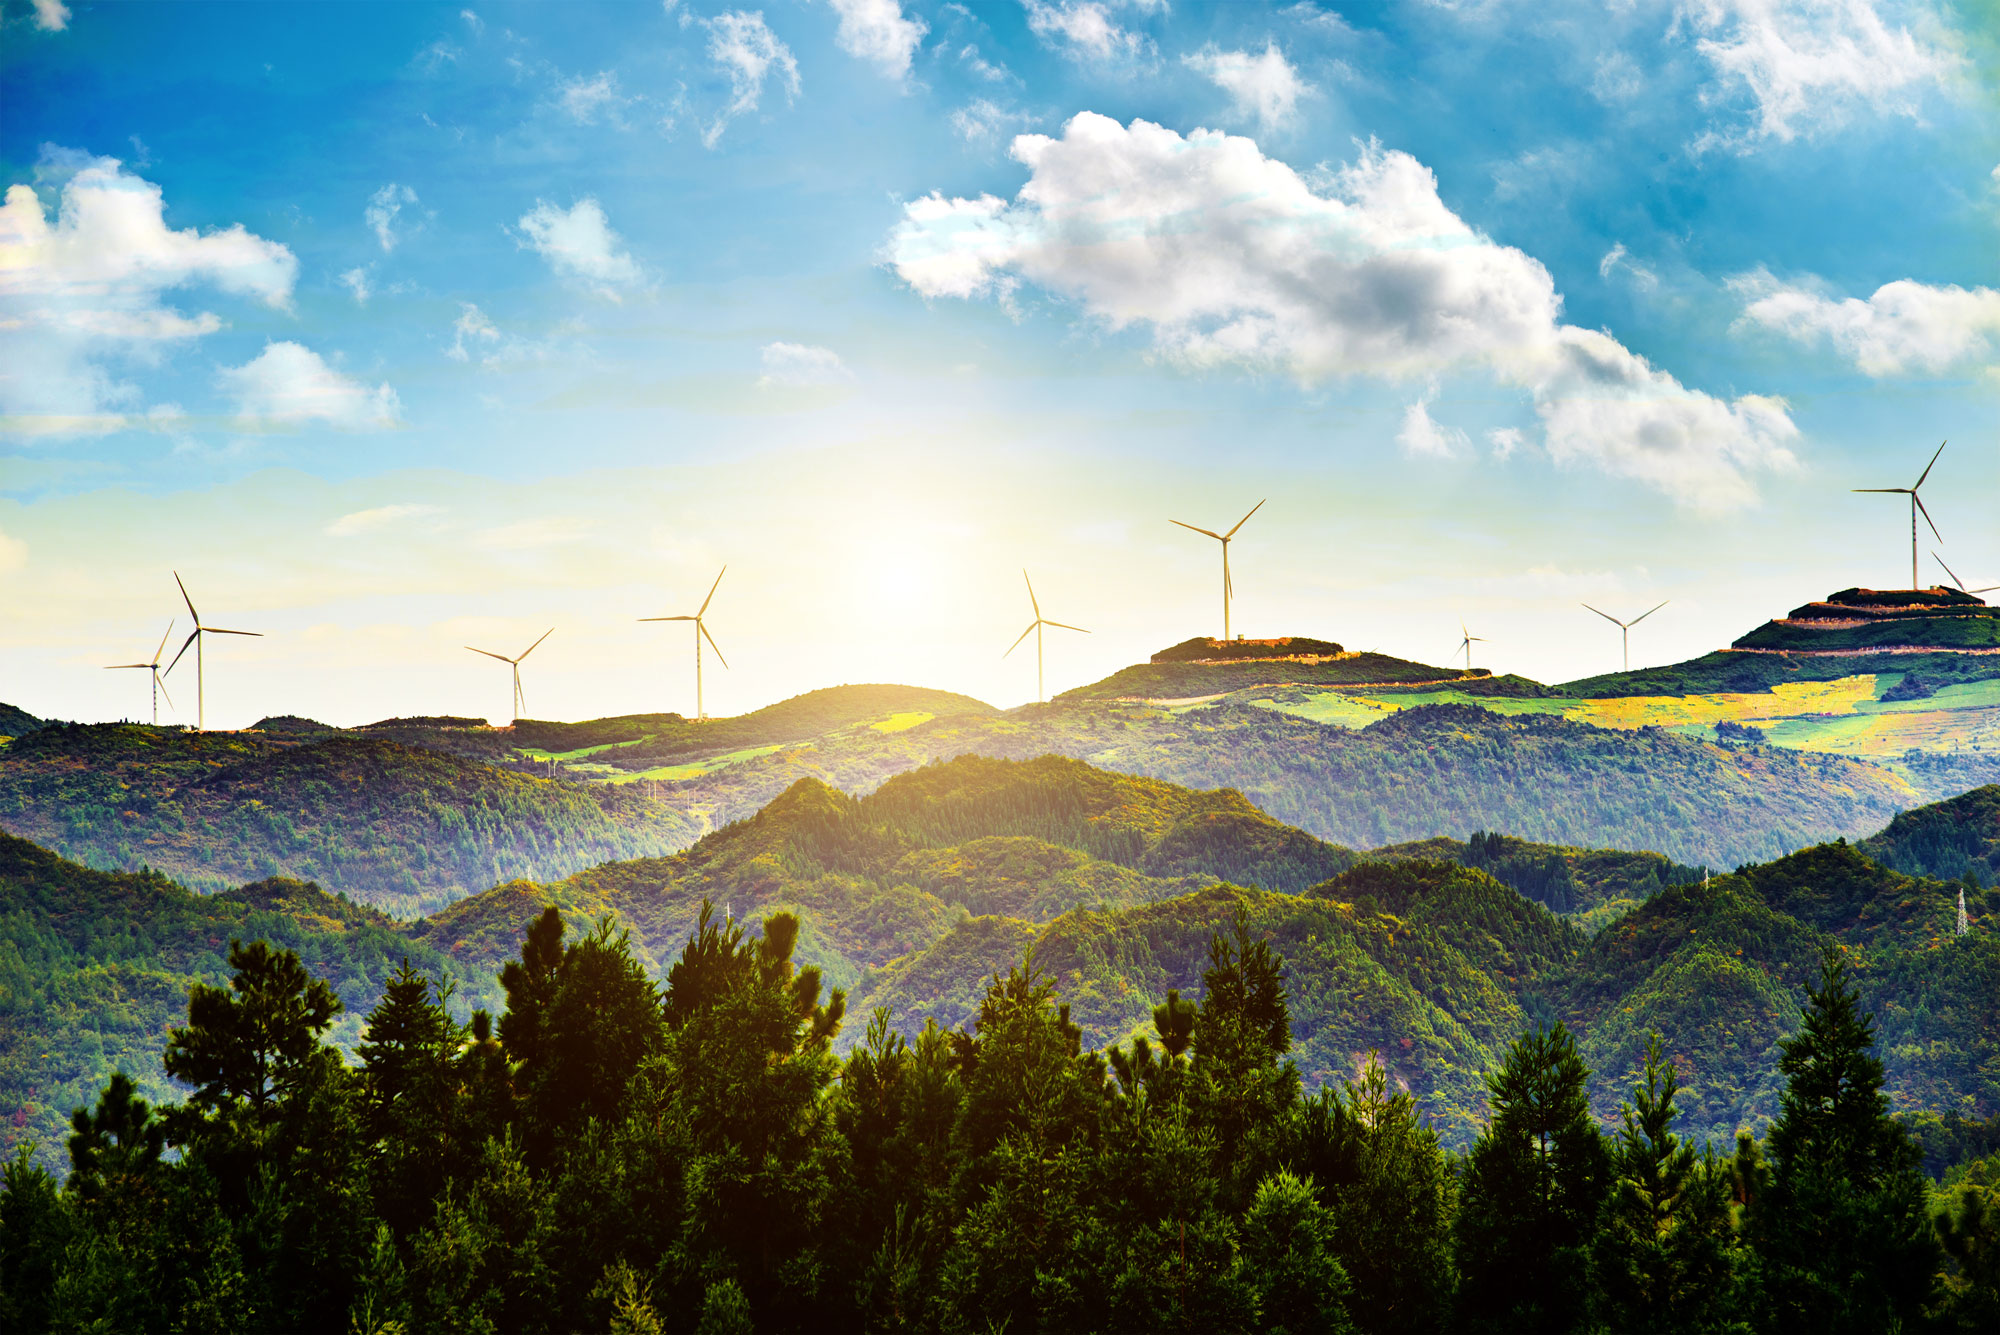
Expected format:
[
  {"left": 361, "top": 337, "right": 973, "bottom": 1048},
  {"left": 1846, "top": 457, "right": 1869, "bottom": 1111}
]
[{"left": 1, "top": 902, "right": 1993, "bottom": 1334}]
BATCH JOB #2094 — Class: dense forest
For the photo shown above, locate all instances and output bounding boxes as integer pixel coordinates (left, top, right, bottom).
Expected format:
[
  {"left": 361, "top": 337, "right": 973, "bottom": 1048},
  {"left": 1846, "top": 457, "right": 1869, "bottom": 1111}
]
[{"left": 2, "top": 901, "right": 1993, "bottom": 1334}]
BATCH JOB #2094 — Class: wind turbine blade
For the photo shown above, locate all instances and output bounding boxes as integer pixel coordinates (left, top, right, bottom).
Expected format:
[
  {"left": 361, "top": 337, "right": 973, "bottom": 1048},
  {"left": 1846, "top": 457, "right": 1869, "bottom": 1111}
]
[
  {"left": 1971, "top": 585, "right": 2000, "bottom": 595},
  {"left": 699, "top": 621, "right": 729, "bottom": 669},
  {"left": 1913, "top": 492, "right": 1942, "bottom": 542},
  {"left": 466, "top": 646, "right": 514, "bottom": 664},
  {"left": 1224, "top": 498, "right": 1266, "bottom": 540},
  {"left": 153, "top": 619, "right": 175, "bottom": 664},
  {"left": 1022, "top": 570, "right": 1040, "bottom": 619},
  {"left": 699, "top": 566, "right": 726, "bottom": 617},
  {"left": 105, "top": 663, "right": 153, "bottom": 670},
  {"left": 1170, "top": 520, "right": 1224, "bottom": 541},
  {"left": 1912, "top": 440, "right": 1946, "bottom": 491},
  {"left": 202, "top": 628, "right": 261, "bottom": 637},
  {"left": 1043, "top": 620, "right": 1090, "bottom": 634},
  {"left": 1936, "top": 552, "right": 1966, "bottom": 591},
  {"left": 1628, "top": 600, "right": 1668, "bottom": 627},
  {"left": 1470, "top": 636, "right": 1488, "bottom": 643},
  {"left": 1003, "top": 623, "right": 1036, "bottom": 658},
  {"left": 517, "top": 627, "right": 555, "bottom": 660},
  {"left": 1851, "top": 488, "right": 1909, "bottom": 494},
  {"left": 173, "top": 571, "right": 201, "bottom": 625},
  {"left": 640, "top": 615, "right": 698, "bottom": 622},
  {"left": 1581, "top": 603, "right": 1624, "bottom": 628},
  {"left": 165, "top": 629, "right": 200, "bottom": 676},
  {"left": 154, "top": 673, "right": 174, "bottom": 711}
]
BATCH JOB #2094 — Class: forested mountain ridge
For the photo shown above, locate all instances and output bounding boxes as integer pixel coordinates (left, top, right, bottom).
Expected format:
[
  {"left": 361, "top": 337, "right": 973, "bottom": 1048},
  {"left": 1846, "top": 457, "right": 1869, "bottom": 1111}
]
[
  {"left": 1859, "top": 784, "right": 2000, "bottom": 888},
  {"left": 0, "top": 722, "right": 699, "bottom": 916}
]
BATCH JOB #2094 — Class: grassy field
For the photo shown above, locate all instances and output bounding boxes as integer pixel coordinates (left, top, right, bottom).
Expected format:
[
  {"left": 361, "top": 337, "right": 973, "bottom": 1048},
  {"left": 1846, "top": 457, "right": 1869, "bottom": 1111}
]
[{"left": 871, "top": 711, "right": 935, "bottom": 733}]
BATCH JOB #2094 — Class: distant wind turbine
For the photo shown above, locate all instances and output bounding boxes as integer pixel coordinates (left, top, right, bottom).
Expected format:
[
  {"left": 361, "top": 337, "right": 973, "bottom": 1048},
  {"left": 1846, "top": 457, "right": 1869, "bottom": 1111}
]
[
  {"left": 163, "top": 573, "right": 262, "bottom": 732},
  {"left": 1004, "top": 570, "right": 1089, "bottom": 703},
  {"left": 1171, "top": 499, "right": 1264, "bottom": 643},
  {"left": 1455, "top": 620, "right": 1486, "bottom": 671},
  {"left": 1582, "top": 600, "right": 1667, "bottom": 673},
  {"left": 105, "top": 620, "right": 176, "bottom": 725},
  {"left": 1854, "top": 441, "right": 1945, "bottom": 590},
  {"left": 465, "top": 629, "right": 553, "bottom": 725},
  {"left": 640, "top": 566, "right": 728, "bottom": 721},
  {"left": 1935, "top": 552, "right": 1999, "bottom": 597}
]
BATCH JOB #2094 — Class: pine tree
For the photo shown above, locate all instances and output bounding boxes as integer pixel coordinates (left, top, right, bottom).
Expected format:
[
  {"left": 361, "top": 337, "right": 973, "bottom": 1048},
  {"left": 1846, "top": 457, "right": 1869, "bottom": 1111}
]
[
  {"left": 163, "top": 939, "right": 343, "bottom": 1115},
  {"left": 1748, "top": 948, "right": 1941, "bottom": 1333}
]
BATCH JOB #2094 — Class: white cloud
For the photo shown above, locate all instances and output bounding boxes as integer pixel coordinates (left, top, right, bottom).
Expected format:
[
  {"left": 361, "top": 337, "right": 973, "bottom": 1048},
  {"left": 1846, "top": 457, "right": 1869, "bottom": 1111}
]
[
  {"left": 703, "top": 11, "right": 801, "bottom": 147},
  {"left": 460, "top": 8, "right": 484, "bottom": 33},
  {"left": 1021, "top": 1, "right": 1150, "bottom": 62},
  {"left": 1183, "top": 43, "right": 1313, "bottom": 133},
  {"left": 31, "top": 0, "right": 70, "bottom": 32},
  {"left": 826, "top": 0, "right": 927, "bottom": 80},
  {"left": 0, "top": 527, "right": 25, "bottom": 573},
  {"left": 888, "top": 113, "right": 1798, "bottom": 509},
  {"left": 340, "top": 267, "right": 371, "bottom": 305},
  {"left": 218, "top": 341, "right": 401, "bottom": 430},
  {"left": 1487, "top": 426, "right": 1524, "bottom": 459},
  {"left": 1679, "top": 0, "right": 1962, "bottom": 147},
  {"left": 327, "top": 503, "right": 442, "bottom": 537},
  {"left": 758, "top": 341, "right": 855, "bottom": 386},
  {"left": 958, "top": 44, "right": 1010, "bottom": 82},
  {"left": 1733, "top": 271, "right": 2000, "bottom": 376},
  {"left": 1397, "top": 387, "right": 1468, "bottom": 458},
  {"left": 951, "top": 99, "right": 1030, "bottom": 144},
  {"left": 1591, "top": 49, "right": 1643, "bottom": 104},
  {"left": 448, "top": 303, "right": 501, "bottom": 362},
  {"left": 0, "top": 150, "right": 296, "bottom": 435},
  {"left": 366, "top": 183, "right": 418, "bottom": 251},
  {"left": 557, "top": 70, "right": 629, "bottom": 125},
  {"left": 514, "top": 198, "right": 643, "bottom": 297},
  {"left": 1599, "top": 242, "right": 1659, "bottom": 291}
]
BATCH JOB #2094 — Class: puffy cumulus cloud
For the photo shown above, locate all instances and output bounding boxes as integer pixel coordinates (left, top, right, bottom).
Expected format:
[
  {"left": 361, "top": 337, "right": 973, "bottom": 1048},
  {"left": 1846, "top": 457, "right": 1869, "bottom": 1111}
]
[
  {"left": 327, "top": 503, "right": 441, "bottom": 537},
  {"left": 758, "top": 341, "right": 854, "bottom": 386},
  {"left": 32, "top": 0, "right": 70, "bottom": 31},
  {"left": 1021, "top": 1, "right": 1154, "bottom": 62},
  {"left": 703, "top": 11, "right": 801, "bottom": 147},
  {"left": 888, "top": 114, "right": 1798, "bottom": 509},
  {"left": 219, "top": 341, "right": 401, "bottom": 430},
  {"left": 826, "top": 0, "right": 927, "bottom": 80},
  {"left": 1183, "top": 43, "right": 1313, "bottom": 133},
  {"left": 514, "top": 198, "right": 643, "bottom": 297},
  {"left": 366, "top": 183, "right": 419, "bottom": 251},
  {"left": 1487, "top": 426, "right": 1524, "bottom": 459},
  {"left": 1396, "top": 387, "right": 1467, "bottom": 458},
  {"left": 0, "top": 151, "right": 296, "bottom": 435},
  {"left": 1733, "top": 271, "right": 2000, "bottom": 376},
  {"left": 1680, "top": 0, "right": 1962, "bottom": 147}
]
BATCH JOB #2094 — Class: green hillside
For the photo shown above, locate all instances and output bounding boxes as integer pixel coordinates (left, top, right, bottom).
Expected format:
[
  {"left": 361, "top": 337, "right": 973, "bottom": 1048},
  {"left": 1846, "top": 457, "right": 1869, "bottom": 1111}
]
[
  {"left": 0, "top": 702, "right": 42, "bottom": 737},
  {"left": 1859, "top": 784, "right": 2000, "bottom": 888},
  {"left": 0, "top": 831, "right": 476, "bottom": 1172},
  {"left": 0, "top": 723, "right": 699, "bottom": 916},
  {"left": 1371, "top": 829, "right": 1709, "bottom": 930},
  {"left": 1062, "top": 648, "right": 1474, "bottom": 701}
]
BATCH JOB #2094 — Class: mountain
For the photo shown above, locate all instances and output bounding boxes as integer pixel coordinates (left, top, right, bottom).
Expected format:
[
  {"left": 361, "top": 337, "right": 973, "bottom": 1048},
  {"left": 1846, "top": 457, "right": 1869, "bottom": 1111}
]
[
  {"left": 0, "top": 703, "right": 42, "bottom": 737},
  {"left": 0, "top": 830, "right": 476, "bottom": 1171},
  {"left": 1859, "top": 784, "right": 2000, "bottom": 888},
  {"left": 1370, "top": 829, "right": 1709, "bottom": 931},
  {"left": 0, "top": 723, "right": 699, "bottom": 916}
]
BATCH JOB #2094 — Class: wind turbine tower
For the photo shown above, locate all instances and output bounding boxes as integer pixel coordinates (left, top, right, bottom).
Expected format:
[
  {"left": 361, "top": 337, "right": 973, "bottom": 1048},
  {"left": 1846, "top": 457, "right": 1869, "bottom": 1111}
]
[
  {"left": 1582, "top": 601, "right": 1667, "bottom": 674},
  {"left": 1455, "top": 620, "right": 1487, "bottom": 671},
  {"left": 640, "top": 566, "right": 728, "bottom": 721},
  {"left": 465, "top": 629, "right": 553, "bottom": 725},
  {"left": 1004, "top": 570, "right": 1089, "bottom": 703},
  {"left": 1854, "top": 442, "right": 1945, "bottom": 589},
  {"left": 1171, "top": 499, "right": 1265, "bottom": 643},
  {"left": 105, "top": 620, "right": 176, "bottom": 725},
  {"left": 164, "top": 573, "right": 262, "bottom": 732}
]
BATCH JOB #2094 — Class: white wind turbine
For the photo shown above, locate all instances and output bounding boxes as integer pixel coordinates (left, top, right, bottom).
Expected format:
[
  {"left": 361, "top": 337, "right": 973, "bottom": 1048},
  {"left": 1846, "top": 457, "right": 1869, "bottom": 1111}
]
[
  {"left": 1854, "top": 441, "right": 1945, "bottom": 590},
  {"left": 1004, "top": 570, "right": 1089, "bottom": 703},
  {"left": 163, "top": 573, "right": 262, "bottom": 732},
  {"left": 1455, "top": 620, "right": 1487, "bottom": 671},
  {"left": 105, "top": 620, "right": 176, "bottom": 725},
  {"left": 1171, "top": 499, "right": 1265, "bottom": 643},
  {"left": 640, "top": 566, "right": 728, "bottom": 721},
  {"left": 1582, "top": 601, "right": 1667, "bottom": 673},
  {"left": 1935, "top": 553, "right": 1999, "bottom": 597},
  {"left": 466, "top": 629, "right": 553, "bottom": 725}
]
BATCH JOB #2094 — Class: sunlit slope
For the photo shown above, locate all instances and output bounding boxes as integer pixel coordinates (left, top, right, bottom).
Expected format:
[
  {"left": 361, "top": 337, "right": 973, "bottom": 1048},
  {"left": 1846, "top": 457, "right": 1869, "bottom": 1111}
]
[
  {"left": 1858, "top": 784, "right": 2000, "bottom": 887},
  {"left": 0, "top": 831, "right": 475, "bottom": 1172},
  {"left": 0, "top": 723, "right": 699, "bottom": 915}
]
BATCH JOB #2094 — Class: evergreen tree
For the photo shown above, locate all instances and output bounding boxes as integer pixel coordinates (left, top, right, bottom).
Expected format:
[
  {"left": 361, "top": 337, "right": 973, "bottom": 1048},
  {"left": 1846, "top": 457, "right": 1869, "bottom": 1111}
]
[
  {"left": 1748, "top": 948, "right": 1941, "bottom": 1333},
  {"left": 1454, "top": 1021, "right": 1610, "bottom": 1334},
  {"left": 163, "top": 938, "right": 343, "bottom": 1115},
  {"left": 1589, "top": 1034, "right": 1737, "bottom": 1334},
  {"left": 1191, "top": 907, "right": 1300, "bottom": 1197},
  {"left": 1241, "top": 1168, "right": 1355, "bottom": 1335},
  {"left": 0, "top": 1146, "right": 71, "bottom": 1334},
  {"left": 1933, "top": 1183, "right": 2000, "bottom": 1332},
  {"left": 356, "top": 961, "right": 463, "bottom": 1238}
]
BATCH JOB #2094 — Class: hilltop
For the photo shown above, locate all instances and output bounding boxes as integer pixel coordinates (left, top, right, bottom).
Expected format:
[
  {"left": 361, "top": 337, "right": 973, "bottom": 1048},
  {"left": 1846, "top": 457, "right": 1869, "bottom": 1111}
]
[
  {"left": 1858, "top": 783, "right": 2000, "bottom": 887},
  {"left": 0, "top": 702, "right": 44, "bottom": 737}
]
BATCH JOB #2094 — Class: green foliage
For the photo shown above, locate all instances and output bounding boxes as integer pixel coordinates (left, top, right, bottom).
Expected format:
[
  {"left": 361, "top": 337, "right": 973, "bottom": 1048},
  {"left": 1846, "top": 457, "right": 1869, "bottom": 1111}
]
[{"left": 1860, "top": 783, "right": 2000, "bottom": 889}]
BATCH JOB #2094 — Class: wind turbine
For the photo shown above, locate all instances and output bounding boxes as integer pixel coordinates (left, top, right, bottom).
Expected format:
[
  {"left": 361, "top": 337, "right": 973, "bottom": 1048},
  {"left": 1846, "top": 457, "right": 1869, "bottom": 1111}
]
[
  {"left": 640, "top": 566, "right": 728, "bottom": 721},
  {"left": 105, "top": 620, "right": 176, "bottom": 725},
  {"left": 1582, "top": 600, "right": 1667, "bottom": 673},
  {"left": 1935, "top": 553, "right": 1999, "bottom": 597},
  {"left": 1004, "top": 570, "right": 1089, "bottom": 703},
  {"left": 1455, "top": 620, "right": 1486, "bottom": 671},
  {"left": 1854, "top": 441, "right": 1945, "bottom": 589},
  {"left": 163, "top": 573, "right": 262, "bottom": 732},
  {"left": 465, "top": 629, "right": 553, "bottom": 726},
  {"left": 1172, "top": 499, "right": 1264, "bottom": 643}
]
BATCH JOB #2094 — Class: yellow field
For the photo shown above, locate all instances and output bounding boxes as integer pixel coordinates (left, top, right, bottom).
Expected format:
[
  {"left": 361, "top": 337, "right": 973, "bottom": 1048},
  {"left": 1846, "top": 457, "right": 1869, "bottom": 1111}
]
[{"left": 870, "top": 711, "right": 935, "bottom": 733}]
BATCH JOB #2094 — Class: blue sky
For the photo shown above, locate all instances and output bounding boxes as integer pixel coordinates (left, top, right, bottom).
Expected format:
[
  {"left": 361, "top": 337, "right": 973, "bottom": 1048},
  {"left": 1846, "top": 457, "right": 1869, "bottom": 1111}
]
[{"left": 3, "top": 0, "right": 1997, "bottom": 727}]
